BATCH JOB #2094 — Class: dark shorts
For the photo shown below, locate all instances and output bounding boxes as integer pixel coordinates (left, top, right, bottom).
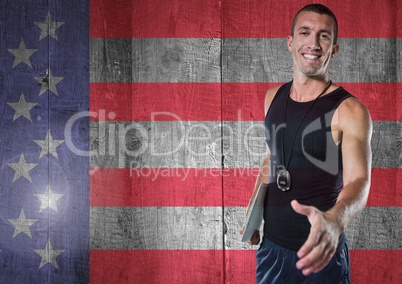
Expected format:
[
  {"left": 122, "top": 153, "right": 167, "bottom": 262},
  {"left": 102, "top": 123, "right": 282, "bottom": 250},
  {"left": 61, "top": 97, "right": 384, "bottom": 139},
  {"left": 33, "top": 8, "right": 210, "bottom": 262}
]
[{"left": 256, "top": 237, "right": 350, "bottom": 284}]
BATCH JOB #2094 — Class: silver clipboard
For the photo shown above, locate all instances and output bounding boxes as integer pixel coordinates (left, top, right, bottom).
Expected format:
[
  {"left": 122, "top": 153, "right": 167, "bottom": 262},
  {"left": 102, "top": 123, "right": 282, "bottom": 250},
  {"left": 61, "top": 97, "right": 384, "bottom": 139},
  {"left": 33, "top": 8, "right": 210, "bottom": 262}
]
[{"left": 241, "top": 183, "right": 268, "bottom": 242}]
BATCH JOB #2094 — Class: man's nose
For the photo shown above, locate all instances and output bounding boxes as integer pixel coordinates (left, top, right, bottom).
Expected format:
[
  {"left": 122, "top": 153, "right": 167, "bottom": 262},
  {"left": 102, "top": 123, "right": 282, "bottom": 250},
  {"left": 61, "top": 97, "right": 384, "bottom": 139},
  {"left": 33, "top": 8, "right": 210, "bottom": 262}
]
[{"left": 307, "top": 35, "right": 321, "bottom": 50}]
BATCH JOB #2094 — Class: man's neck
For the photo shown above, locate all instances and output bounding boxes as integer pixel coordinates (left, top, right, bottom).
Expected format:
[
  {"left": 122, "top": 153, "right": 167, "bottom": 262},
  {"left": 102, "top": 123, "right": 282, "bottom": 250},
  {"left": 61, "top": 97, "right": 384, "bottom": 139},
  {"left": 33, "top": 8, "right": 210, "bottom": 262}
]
[{"left": 291, "top": 75, "right": 332, "bottom": 102}]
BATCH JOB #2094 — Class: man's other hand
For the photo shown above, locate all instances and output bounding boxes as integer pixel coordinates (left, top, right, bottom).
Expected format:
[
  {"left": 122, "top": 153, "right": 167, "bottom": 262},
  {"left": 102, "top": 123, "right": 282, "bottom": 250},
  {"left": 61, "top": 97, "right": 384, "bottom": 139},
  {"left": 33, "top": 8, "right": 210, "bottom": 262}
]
[{"left": 248, "top": 230, "right": 260, "bottom": 245}]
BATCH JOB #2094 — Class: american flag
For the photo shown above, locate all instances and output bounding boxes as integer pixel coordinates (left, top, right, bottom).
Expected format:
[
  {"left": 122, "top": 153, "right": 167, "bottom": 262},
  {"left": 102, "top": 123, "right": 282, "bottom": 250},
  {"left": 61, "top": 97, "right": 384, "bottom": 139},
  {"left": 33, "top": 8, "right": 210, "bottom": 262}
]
[{"left": 0, "top": 0, "right": 400, "bottom": 283}]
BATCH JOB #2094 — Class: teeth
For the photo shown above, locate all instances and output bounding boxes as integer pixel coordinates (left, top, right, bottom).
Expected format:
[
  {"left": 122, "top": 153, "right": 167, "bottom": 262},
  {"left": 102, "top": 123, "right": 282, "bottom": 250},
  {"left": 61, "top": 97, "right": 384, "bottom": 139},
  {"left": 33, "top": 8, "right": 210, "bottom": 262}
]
[{"left": 303, "top": 54, "right": 318, "bottom": 59}]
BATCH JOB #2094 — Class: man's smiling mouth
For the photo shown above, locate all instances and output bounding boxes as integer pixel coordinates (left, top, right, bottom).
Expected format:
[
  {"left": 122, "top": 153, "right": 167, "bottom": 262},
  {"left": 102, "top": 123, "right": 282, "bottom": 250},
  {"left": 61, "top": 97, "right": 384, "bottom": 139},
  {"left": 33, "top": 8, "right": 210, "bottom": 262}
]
[{"left": 302, "top": 54, "right": 321, "bottom": 59}]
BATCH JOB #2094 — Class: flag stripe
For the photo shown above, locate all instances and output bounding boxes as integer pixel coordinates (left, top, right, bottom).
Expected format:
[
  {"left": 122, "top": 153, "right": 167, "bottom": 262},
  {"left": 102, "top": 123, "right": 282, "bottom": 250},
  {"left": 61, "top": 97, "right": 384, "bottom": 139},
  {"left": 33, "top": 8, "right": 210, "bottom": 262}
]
[
  {"left": 90, "top": 206, "right": 401, "bottom": 250},
  {"left": 90, "top": 207, "right": 223, "bottom": 250},
  {"left": 90, "top": 82, "right": 402, "bottom": 121},
  {"left": 90, "top": 250, "right": 225, "bottom": 283},
  {"left": 89, "top": 0, "right": 221, "bottom": 39},
  {"left": 349, "top": 250, "right": 402, "bottom": 284},
  {"left": 89, "top": 121, "right": 401, "bottom": 169},
  {"left": 223, "top": 38, "right": 401, "bottom": 83},
  {"left": 90, "top": 168, "right": 401, "bottom": 207},
  {"left": 222, "top": 0, "right": 402, "bottom": 38},
  {"left": 89, "top": 250, "right": 402, "bottom": 284},
  {"left": 90, "top": 38, "right": 221, "bottom": 83},
  {"left": 90, "top": 38, "right": 402, "bottom": 83},
  {"left": 89, "top": 83, "right": 223, "bottom": 121},
  {"left": 90, "top": 168, "right": 224, "bottom": 207},
  {"left": 89, "top": 0, "right": 401, "bottom": 38}
]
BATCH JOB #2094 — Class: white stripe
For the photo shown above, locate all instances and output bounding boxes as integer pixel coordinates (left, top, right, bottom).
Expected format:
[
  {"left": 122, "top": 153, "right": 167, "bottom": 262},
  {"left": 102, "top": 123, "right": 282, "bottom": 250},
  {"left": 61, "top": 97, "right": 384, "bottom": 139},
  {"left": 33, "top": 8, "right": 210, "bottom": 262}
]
[
  {"left": 89, "top": 121, "right": 400, "bottom": 168},
  {"left": 90, "top": 38, "right": 402, "bottom": 83},
  {"left": 90, "top": 206, "right": 402, "bottom": 250}
]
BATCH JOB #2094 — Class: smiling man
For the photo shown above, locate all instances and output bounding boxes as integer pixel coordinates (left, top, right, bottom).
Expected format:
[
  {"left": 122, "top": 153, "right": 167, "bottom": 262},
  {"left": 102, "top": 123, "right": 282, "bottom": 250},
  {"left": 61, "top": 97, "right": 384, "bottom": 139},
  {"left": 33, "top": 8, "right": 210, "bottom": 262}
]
[{"left": 244, "top": 4, "right": 372, "bottom": 283}]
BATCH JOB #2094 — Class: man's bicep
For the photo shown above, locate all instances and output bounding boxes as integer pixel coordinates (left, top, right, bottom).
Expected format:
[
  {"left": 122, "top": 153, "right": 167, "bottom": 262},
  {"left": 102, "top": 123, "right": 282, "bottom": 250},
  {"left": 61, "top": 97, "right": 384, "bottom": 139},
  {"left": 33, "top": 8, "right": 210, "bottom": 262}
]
[{"left": 340, "top": 101, "right": 373, "bottom": 185}]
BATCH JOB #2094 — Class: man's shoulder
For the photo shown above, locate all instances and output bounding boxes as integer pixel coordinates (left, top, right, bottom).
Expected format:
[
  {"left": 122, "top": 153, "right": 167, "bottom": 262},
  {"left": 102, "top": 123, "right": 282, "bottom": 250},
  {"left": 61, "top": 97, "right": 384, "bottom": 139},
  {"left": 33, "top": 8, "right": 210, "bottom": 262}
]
[
  {"left": 338, "top": 96, "right": 369, "bottom": 116},
  {"left": 337, "top": 96, "right": 372, "bottom": 132}
]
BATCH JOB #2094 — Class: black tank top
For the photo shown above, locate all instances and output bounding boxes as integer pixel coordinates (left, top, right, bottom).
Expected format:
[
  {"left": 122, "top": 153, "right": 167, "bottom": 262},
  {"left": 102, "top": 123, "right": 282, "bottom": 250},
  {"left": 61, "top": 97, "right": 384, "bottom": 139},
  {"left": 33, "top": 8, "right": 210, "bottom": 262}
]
[{"left": 263, "top": 81, "right": 353, "bottom": 251}]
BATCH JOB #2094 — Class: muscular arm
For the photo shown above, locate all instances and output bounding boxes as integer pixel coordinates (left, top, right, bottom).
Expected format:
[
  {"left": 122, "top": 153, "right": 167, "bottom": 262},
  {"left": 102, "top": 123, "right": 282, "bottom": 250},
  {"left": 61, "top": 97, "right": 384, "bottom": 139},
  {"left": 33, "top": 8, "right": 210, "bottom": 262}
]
[{"left": 293, "top": 97, "right": 373, "bottom": 275}]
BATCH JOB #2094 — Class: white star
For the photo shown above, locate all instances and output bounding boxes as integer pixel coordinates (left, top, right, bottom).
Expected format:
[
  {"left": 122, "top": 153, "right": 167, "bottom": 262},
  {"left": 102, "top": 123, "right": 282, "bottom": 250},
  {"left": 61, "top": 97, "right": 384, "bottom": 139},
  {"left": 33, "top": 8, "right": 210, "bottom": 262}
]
[
  {"left": 34, "top": 185, "right": 64, "bottom": 212},
  {"left": 34, "top": 12, "right": 64, "bottom": 41},
  {"left": 8, "top": 209, "right": 38, "bottom": 238},
  {"left": 7, "top": 153, "right": 38, "bottom": 182},
  {"left": 7, "top": 93, "right": 37, "bottom": 121},
  {"left": 34, "top": 240, "right": 64, "bottom": 269},
  {"left": 34, "top": 130, "right": 64, "bottom": 159},
  {"left": 7, "top": 39, "right": 38, "bottom": 68},
  {"left": 34, "top": 68, "right": 64, "bottom": 96}
]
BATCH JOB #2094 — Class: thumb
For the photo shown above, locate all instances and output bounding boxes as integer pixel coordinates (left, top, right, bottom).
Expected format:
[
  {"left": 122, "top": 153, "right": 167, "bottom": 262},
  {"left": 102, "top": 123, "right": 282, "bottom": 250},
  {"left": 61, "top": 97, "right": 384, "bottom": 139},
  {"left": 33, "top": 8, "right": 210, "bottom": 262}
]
[{"left": 290, "top": 200, "right": 313, "bottom": 217}]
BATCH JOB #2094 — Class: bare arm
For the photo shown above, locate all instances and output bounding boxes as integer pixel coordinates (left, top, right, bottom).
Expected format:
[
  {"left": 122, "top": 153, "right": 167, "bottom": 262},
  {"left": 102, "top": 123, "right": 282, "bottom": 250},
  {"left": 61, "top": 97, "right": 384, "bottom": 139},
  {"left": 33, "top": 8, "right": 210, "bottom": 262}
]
[{"left": 293, "top": 97, "right": 372, "bottom": 275}]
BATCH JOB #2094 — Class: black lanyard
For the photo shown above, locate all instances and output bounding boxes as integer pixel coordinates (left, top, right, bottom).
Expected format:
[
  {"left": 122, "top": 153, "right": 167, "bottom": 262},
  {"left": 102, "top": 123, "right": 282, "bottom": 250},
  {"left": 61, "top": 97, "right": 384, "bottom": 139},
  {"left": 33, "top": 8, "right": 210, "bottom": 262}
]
[
  {"left": 277, "top": 80, "right": 332, "bottom": 192},
  {"left": 282, "top": 80, "right": 332, "bottom": 170}
]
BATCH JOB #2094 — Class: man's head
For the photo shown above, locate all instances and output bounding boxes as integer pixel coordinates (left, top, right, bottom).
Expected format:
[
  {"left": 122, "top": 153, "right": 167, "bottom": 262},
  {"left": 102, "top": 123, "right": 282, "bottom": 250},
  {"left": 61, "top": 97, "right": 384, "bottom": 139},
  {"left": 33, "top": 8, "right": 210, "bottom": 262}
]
[
  {"left": 287, "top": 4, "right": 339, "bottom": 78},
  {"left": 291, "top": 4, "right": 338, "bottom": 44}
]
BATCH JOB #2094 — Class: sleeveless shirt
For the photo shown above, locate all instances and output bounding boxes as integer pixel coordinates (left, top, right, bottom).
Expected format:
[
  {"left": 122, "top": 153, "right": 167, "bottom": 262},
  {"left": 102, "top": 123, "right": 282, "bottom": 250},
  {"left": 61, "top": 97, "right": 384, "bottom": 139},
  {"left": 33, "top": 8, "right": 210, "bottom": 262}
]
[{"left": 263, "top": 81, "right": 353, "bottom": 251}]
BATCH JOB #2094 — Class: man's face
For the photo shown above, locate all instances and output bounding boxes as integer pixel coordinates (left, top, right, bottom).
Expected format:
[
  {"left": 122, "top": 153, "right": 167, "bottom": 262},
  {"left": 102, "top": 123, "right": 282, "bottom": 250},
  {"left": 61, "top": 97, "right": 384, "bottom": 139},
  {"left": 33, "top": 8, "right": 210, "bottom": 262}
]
[{"left": 287, "top": 11, "right": 339, "bottom": 78}]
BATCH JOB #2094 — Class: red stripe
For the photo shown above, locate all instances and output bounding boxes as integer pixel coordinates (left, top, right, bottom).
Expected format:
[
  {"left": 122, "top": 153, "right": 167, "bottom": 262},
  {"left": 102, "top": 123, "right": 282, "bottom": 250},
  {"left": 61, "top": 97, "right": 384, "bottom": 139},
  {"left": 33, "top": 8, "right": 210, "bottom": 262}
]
[
  {"left": 90, "top": 0, "right": 221, "bottom": 38},
  {"left": 90, "top": 250, "right": 402, "bottom": 283},
  {"left": 90, "top": 250, "right": 224, "bottom": 283},
  {"left": 90, "top": 83, "right": 222, "bottom": 121},
  {"left": 90, "top": 83, "right": 401, "bottom": 121},
  {"left": 90, "top": 0, "right": 401, "bottom": 38},
  {"left": 222, "top": 82, "right": 402, "bottom": 121},
  {"left": 366, "top": 168, "right": 402, "bottom": 207},
  {"left": 90, "top": 168, "right": 400, "bottom": 207},
  {"left": 225, "top": 250, "right": 402, "bottom": 283},
  {"left": 223, "top": 82, "right": 402, "bottom": 121},
  {"left": 223, "top": 0, "right": 401, "bottom": 38},
  {"left": 349, "top": 250, "right": 402, "bottom": 283},
  {"left": 224, "top": 168, "right": 402, "bottom": 207},
  {"left": 90, "top": 168, "right": 223, "bottom": 207}
]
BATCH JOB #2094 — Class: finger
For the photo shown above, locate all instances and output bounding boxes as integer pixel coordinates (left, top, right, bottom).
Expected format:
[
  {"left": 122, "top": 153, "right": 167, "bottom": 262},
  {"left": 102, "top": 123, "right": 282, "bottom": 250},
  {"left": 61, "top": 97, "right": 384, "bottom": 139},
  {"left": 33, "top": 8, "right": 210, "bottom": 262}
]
[
  {"left": 305, "top": 232, "right": 337, "bottom": 273},
  {"left": 247, "top": 230, "right": 260, "bottom": 245},
  {"left": 240, "top": 227, "right": 244, "bottom": 235},
  {"left": 297, "top": 244, "right": 326, "bottom": 275},
  {"left": 297, "top": 232, "right": 334, "bottom": 273},
  {"left": 312, "top": 247, "right": 335, "bottom": 273},
  {"left": 297, "top": 226, "right": 321, "bottom": 258},
  {"left": 251, "top": 231, "right": 260, "bottom": 245},
  {"left": 301, "top": 243, "right": 331, "bottom": 275},
  {"left": 248, "top": 237, "right": 259, "bottom": 245},
  {"left": 291, "top": 200, "right": 313, "bottom": 217}
]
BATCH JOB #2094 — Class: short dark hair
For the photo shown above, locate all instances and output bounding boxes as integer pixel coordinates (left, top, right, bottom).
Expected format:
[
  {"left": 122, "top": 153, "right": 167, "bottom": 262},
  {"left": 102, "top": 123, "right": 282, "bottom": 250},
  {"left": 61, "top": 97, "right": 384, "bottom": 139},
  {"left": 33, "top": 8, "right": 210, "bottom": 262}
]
[{"left": 291, "top": 4, "right": 338, "bottom": 44}]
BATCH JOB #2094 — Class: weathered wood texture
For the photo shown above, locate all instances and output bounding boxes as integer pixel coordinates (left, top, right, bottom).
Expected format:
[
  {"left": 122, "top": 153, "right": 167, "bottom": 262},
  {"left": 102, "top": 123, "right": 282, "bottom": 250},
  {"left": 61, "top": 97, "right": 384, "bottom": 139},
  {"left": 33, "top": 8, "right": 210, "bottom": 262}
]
[
  {"left": 90, "top": 38, "right": 221, "bottom": 82},
  {"left": 90, "top": 38, "right": 401, "bottom": 83},
  {"left": 90, "top": 121, "right": 401, "bottom": 169},
  {"left": 90, "top": 206, "right": 402, "bottom": 250},
  {"left": 88, "top": 0, "right": 402, "bottom": 283}
]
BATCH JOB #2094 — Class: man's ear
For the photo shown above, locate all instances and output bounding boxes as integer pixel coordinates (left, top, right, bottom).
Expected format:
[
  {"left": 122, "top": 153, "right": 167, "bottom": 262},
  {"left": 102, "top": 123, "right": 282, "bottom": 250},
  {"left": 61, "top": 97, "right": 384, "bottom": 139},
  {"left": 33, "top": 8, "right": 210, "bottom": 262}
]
[
  {"left": 331, "top": 43, "right": 340, "bottom": 58},
  {"left": 287, "top": 36, "right": 293, "bottom": 52}
]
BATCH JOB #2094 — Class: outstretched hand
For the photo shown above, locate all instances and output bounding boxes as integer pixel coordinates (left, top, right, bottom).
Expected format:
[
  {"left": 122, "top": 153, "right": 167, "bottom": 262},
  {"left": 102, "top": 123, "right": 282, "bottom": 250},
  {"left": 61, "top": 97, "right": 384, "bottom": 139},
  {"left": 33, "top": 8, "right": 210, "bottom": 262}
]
[{"left": 290, "top": 200, "right": 342, "bottom": 276}]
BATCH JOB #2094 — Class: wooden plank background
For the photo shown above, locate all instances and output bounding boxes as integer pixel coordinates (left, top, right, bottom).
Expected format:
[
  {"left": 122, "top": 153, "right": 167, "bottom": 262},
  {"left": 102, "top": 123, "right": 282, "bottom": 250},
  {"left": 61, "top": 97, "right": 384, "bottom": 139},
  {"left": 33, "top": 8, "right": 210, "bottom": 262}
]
[
  {"left": 89, "top": 0, "right": 401, "bottom": 283},
  {"left": 2, "top": 0, "right": 399, "bottom": 283}
]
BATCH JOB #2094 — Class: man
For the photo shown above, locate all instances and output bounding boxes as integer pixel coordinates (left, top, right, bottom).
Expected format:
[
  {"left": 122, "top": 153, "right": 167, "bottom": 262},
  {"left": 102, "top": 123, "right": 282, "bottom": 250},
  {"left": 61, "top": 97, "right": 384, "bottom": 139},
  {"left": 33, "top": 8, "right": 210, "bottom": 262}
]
[{"left": 244, "top": 4, "right": 372, "bottom": 283}]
